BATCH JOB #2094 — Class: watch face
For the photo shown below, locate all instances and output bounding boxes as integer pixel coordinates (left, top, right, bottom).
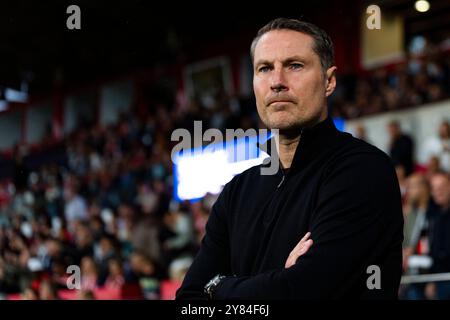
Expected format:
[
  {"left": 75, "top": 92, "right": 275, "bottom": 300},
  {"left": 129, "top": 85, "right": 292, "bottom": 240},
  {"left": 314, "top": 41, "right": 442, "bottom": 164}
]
[
  {"left": 205, "top": 275, "right": 222, "bottom": 295},
  {"left": 205, "top": 278, "right": 215, "bottom": 291}
]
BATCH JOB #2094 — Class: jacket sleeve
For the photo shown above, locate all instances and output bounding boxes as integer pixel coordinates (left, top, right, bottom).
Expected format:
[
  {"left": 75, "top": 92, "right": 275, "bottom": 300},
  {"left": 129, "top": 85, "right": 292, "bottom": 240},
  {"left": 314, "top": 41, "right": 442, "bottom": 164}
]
[
  {"left": 212, "top": 152, "right": 403, "bottom": 299},
  {"left": 175, "top": 184, "right": 232, "bottom": 300}
]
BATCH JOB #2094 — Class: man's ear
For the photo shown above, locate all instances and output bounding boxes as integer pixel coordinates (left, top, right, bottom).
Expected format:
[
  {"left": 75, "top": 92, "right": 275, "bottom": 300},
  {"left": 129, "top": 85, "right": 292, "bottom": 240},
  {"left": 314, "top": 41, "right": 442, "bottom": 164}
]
[{"left": 325, "top": 66, "right": 337, "bottom": 97}]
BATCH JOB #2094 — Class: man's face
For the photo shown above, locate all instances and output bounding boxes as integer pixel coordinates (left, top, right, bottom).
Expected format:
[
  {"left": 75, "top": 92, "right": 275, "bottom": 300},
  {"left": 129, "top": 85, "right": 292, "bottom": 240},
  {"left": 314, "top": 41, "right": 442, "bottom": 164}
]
[
  {"left": 388, "top": 123, "right": 400, "bottom": 138},
  {"left": 407, "top": 174, "right": 427, "bottom": 202},
  {"left": 431, "top": 174, "right": 450, "bottom": 209},
  {"left": 439, "top": 122, "right": 450, "bottom": 139},
  {"left": 253, "top": 29, "right": 336, "bottom": 133}
]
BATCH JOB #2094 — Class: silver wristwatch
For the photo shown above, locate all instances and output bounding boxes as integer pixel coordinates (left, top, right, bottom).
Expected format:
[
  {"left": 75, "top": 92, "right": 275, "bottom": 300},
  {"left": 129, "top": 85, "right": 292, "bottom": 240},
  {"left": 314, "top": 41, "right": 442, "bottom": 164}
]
[{"left": 204, "top": 274, "right": 226, "bottom": 299}]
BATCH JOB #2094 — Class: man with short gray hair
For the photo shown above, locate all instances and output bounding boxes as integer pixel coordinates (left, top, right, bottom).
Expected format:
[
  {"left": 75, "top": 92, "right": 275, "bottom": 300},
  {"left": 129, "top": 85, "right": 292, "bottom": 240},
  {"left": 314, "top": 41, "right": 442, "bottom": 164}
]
[{"left": 176, "top": 17, "right": 404, "bottom": 300}]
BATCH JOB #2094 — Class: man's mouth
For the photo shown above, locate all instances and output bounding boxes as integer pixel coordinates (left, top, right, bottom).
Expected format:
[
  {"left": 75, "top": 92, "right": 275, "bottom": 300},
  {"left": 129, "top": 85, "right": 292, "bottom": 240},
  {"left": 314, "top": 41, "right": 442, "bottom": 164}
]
[
  {"left": 269, "top": 100, "right": 292, "bottom": 104},
  {"left": 268, "top": 100, "right": 293, "bottom": 108},
  {"left": 266, "top": 96, "right": 296, "bottom": 106}
]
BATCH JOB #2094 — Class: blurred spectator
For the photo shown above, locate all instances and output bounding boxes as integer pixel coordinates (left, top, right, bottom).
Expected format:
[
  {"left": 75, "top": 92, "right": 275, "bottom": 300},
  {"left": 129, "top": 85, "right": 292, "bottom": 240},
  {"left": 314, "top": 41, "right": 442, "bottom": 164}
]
[
  {"left": 50, "top": 259, "right": 69, "bottom": 289},
  {"left": 130, "top": 211, "right": 161, "bottom": 266},
  {"left": 353, "top": 124, "right": 372, "bottom": 144},
  {"left": 422, "top": 120, "right": 450, "bottom": 172},
  {"left": 73, "top": 222, "right": 95, "bottom": 259},
  {"left": 21, "top": 287, "right": 38, "bottom": 300},
  {"left": 104, "top": 258, "right": 125, "bottom": 289},
  {"left": 395, "top": 165, "right": 408, "bottom": 202},
  {"left": 64, "top": 182, "right": 88, "bottom": 232},
  {"left": 403, "top": 174, "right": 436, "bottom": 255},
  {"left": 95, "top": 234, "right": 119, "bottom": 285},
  {"left": 401, "top": 173, "right": 436, "bottom": 299},
  {"left": 42, "top": 238, "right": 63, "bottom": 274},
  {"left": 388, "top": 121, "right": 415, "bottom": 176},
  {"left": 425, "top": 173, "right": 450, "bottom": 299},
  {"left": 190, "top": 200, "right": 210, "bottom": 245},
  {"left": 39, "top": 280, "right": 59, "bottom": 300},
  {"left": 127, "top": 251, "right": 161, "bottom": 299},
  {"left": 168, "top": 256, "right": 193, "bottom": 282},
  {"left": 425, "top": 156, "right": 442, "bottom": 180},
  {"left": 12, "top": 151, "right": 29, "bottom": 195},
  {"left": 80, "top": 256, "right": 99, "bottom": 291},
  {"left": 161, "top": 210, "right": 194, "bottom": 261}
]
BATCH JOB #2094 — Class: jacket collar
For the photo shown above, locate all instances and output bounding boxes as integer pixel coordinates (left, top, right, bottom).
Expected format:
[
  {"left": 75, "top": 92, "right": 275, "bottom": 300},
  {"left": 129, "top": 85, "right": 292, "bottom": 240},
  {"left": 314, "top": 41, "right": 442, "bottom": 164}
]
[{"left": 259, "top": 117, "right": 340, "bottom": 174}]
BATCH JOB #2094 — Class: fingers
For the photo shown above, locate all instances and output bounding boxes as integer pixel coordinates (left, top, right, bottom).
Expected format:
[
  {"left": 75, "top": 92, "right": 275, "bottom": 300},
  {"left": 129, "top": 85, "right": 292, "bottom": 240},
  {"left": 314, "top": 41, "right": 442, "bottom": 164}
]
[
  {"left": 285, "top": 242, "right": 312, "bottom": 269},
  {"left": 285, "top": 232, "right": 314, "bottom": 268},
  {"left": 298, "top": 239, "right": 313, "bottom": 255},
  {"left": 285, "top": 255, "right": 294, "bottom": 269},
  {"left": 293, "top": 232, "right": 311, "bottom": 252},
  {"left": 301, "top": 232, "right": 311, "bottom": 242}
]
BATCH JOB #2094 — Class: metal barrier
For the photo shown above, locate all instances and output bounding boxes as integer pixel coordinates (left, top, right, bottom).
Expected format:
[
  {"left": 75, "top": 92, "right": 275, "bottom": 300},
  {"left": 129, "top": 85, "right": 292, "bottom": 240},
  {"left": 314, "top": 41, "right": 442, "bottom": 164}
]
[{"left": 401, "top": 273, "right": 450, "bottom": 284}]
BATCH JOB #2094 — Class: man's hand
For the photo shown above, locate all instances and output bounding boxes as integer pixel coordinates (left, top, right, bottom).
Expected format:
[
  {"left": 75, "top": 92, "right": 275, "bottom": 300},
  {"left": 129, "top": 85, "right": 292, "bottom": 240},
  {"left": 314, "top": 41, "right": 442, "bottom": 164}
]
[{"left": 285, "top": 232, "right": 313, "bottom": 268}]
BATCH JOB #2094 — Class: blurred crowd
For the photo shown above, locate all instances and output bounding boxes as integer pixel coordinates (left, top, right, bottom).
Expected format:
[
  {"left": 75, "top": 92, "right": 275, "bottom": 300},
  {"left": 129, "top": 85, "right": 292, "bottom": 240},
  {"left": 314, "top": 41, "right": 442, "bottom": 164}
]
[
  {"left": 0, "top": 105, "right": 223, "bottom": 300},
  {"left": 0, "top": 47, "right": 449, "bottom": 300},
  {"left": 331, "top": 48, "right": 450, "bottom": 119},
  {"left": 378, "top": 119, "right": 450, "bottom": 300}
]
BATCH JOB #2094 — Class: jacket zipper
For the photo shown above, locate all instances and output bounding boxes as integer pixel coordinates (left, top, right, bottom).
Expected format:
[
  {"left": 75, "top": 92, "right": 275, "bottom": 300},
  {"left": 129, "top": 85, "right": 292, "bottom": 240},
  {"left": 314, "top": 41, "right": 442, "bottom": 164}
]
[
  {"left": 276, "top": 129, "right": 303, "bottom": 189},
  {"left": 277, "top": 170, "right": 285, "bottom": 188}
]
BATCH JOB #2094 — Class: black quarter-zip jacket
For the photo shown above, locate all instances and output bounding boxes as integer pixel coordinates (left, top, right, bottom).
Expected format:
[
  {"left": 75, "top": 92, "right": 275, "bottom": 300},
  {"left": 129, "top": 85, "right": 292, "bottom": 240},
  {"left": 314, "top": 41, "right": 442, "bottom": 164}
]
[{"left": 176, "top": 117, "right": 404, "bottom": 300}]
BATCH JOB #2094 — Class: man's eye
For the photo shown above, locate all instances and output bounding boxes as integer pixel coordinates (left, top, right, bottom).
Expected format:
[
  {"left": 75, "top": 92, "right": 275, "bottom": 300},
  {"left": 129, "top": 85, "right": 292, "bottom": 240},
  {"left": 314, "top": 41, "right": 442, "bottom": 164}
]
[
  {"left": 258, "top": 66, "right": 270, "bottom": 73},
  {"left": 289, "top": 63, "right": 303, "bottom": 70}
]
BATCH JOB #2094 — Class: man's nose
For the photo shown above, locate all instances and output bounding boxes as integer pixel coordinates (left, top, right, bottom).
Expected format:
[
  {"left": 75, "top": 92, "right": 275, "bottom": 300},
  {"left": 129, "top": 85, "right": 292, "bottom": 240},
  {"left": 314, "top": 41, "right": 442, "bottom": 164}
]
[{"left": 270, "top": 69, "right": 288, "bottom": 93}]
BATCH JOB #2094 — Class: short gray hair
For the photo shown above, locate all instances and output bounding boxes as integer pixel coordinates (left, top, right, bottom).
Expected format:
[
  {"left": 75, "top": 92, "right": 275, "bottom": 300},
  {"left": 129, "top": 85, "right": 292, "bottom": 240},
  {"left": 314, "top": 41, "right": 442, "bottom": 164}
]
[{"left": 251, "top": 18, "right": 334, "bottom": 71}]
